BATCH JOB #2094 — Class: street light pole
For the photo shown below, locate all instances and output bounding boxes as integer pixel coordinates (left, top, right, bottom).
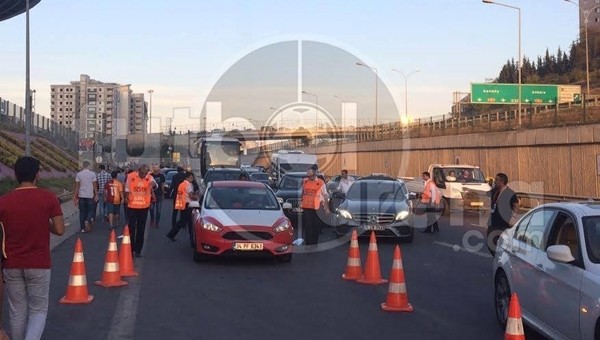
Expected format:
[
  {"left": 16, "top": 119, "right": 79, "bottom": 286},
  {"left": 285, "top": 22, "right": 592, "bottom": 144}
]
[
  {"left": 356, "top": 62, "right": 378, "bottom": 137},
  {"left": 24, "top": 0, "right": 31, "bottom": 156},
  {"left": 148, "top": 89, "right": 153, "bottom": 134},
  {"left": 391, "top": 69, "right": 421, "bottom": 124},
  {"left": 564, "top": 0, "right": 600, "bottom": 98},
  {"left": 482, "top": 0, "right": 522, "bottom": 126},
  {"left": 302, "top": 91, "right": 319, "bottom": 130}
]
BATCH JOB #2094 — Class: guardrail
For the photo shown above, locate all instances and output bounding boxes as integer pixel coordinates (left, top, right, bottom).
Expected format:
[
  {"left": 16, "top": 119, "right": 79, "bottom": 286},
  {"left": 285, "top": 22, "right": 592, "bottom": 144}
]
[{"left": 516, "top": 191, "right": 599, "bottom": 209}]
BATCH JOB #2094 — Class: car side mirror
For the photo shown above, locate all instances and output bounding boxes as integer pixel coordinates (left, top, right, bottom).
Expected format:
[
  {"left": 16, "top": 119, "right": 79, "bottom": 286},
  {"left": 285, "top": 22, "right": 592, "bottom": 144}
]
[
  {"left": 282, "top": 202, "right": 293, "bottom": 210},
  {"left": 547, "top": 245, "right": 576, "bottom": 264},
  {"left": 188, "top": 201, "right": 201, "bottom": 212}
]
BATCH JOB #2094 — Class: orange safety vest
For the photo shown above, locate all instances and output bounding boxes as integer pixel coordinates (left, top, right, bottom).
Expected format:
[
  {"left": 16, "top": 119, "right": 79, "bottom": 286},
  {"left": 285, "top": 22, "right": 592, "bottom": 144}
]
[
  {"left": 174, "top": 181, "right": 189, "bottom": 211},
  {"left": 127, "top": 173, "right": 153, "bottom": 209},
  {"left": 301, "top": 177, "right": 325, "bottom": 210},
  {"left": 422, "top": 179, "right": 442, "bottom": 205}
]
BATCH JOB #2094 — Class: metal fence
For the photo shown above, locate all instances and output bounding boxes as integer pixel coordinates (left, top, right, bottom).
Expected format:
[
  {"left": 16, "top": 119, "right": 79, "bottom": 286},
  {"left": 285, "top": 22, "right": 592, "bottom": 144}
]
[{"left": 0, "top": 97, "right": 79, "bottom": 152}]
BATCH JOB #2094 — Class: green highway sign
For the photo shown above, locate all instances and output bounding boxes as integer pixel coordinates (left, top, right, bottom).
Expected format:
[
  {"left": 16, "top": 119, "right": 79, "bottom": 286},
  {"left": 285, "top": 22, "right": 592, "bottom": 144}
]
[{"left": 471, "top": 83, "right": 566, "bottom": 105}]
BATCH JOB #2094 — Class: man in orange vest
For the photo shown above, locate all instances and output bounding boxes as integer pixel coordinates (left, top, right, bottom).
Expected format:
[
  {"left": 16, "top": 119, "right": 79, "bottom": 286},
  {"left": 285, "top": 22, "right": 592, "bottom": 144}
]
[
  {"left": 166, "top": 172, "right": 198, "bottom": 245},
  {"left": 421, "top": 171, "right": 442, "bottom": 233},
  {"left": 300, "top": 165, "right": 329, "bottom": 246},
  {"left": 124, "top": 164, "right": 157, "bottom": 257}
]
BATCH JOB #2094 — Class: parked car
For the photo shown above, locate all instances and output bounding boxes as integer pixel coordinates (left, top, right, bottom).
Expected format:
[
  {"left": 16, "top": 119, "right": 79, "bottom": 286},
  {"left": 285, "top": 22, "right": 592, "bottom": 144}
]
[
  {"left": 335, "top": 175, "right": 414, "bottom": 242},
  {"left": 249, "top": 172, "right": 273, "bottom": 187},
  {"left": 493, "top": 202, "right": 600, "bottom": 340},
  {"left": 190, "top": 181, "right": 294, "bottom": 262},
  {"left": 199, "top": 168, "right": 251, "bottom": 196},
  {"left": 162, "top": 170, "right": 180, "bottom": 199}
]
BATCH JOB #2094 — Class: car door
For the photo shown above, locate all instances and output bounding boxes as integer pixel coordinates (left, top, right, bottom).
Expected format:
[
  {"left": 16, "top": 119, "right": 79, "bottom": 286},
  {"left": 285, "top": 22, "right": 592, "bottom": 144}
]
[
  {"left": 531, "top": 211, "right": 584, "bottom": 340},
  {"left": 507, "top": 209, "right": 556, "bottom": 318}
]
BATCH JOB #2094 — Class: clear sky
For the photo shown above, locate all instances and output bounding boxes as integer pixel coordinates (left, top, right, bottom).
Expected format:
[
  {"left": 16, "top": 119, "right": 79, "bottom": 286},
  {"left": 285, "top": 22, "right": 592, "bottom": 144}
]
[{"left": 0, "top": 0, "right": 580, "bottom": 132}]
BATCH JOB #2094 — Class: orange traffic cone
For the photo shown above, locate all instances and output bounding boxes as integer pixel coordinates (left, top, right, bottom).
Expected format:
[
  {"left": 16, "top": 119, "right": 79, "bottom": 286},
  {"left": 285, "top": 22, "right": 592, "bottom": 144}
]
[
  {"left": 342, "top": 230, "right": 362, "bottom": 281},
  {"left": 505, "top": 293, "right": 525, "bottom": 340},
  {"left": 357, "top": 232, "right": 387, "bottom": 285},
  {"left": 119, "top": 225, "right": 138, "bottom": 277},
  {"left": 60, "top": 238, "right": 94, "bottom": 304},
  {"left": 381, "top": 245, "right": 413, "bottom": 312},
  {"left": 95, "top": 230, "right": 128, "bottom": 287}
]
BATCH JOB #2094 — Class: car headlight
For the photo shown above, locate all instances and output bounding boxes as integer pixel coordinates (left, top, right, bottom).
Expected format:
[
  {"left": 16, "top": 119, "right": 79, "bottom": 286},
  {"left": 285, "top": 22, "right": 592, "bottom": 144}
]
[
  {"left": 337, "top": 209, "right": 353, "bottom": 219},
  {"left": 202, "top": 223, "right": 222, "bottom": 232},
  {"left": 273, "top": 221, "right": 290, "bottom": 233},
  {"left": 395, "top": 210, "right": 410, "bottom": 221}
]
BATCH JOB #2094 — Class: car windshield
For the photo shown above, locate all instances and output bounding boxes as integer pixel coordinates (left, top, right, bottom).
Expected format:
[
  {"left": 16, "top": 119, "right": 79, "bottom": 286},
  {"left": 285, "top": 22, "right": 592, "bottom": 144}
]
[
  {"left": 436, "top": 168, "right": 486, "bottom": 183},
  {"left": 345, "top": 181, "right": 407, "bottom": 201},
  {"left": 204, "top": 187, "right": 280, "bottom": 210},
  {"left": 204, "top": 171, "right": 241, "bottom": 183},
  {"left": 251, "top": 173, "right": 269, "bottom": 181},
  {"left": 279, "top": 175, "right": 304, "bottom": 190},
  {"left": 583, "top": 216, "right": 600, "bottom": 264}
]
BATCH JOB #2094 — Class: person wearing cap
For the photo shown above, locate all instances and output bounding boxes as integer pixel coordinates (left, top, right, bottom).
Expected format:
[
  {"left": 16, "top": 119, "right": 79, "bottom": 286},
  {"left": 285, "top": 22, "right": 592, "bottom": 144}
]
[
  {"left": 124, "top": 164, "right": 157, "bottom": 257},
  {"left": 300, "top": 165, "right": 329, "bottom": 246}
]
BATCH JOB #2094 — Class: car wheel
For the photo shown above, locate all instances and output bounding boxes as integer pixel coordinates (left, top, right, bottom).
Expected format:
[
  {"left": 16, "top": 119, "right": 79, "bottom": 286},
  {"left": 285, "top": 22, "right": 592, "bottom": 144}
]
[
  {"left": 442, "top": 198, "right": 450, "bottom": 216},
  {"left": 494, "top": 271, "right": 511, "bottom": 328},
  {"left": 277, "top": 253, "right": 292, "bottom": 263}
]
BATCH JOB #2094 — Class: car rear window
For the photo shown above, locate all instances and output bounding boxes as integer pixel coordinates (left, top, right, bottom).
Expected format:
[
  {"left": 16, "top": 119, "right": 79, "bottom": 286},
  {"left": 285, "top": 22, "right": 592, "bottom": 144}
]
[{"left": 204, "top": 170, "right": 241, "bottom": 182}]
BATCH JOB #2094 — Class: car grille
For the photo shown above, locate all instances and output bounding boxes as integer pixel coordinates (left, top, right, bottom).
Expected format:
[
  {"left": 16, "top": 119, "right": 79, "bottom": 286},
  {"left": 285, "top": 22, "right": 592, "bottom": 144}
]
[
  {"left": 222, "top": 231, "right": 273, "bottom": 241},
  {"left": 286, "top": 199, "right": 301, "bottom": 208},
  {"left": 353, "top": 213, "right": 396, "bottom": 225}
]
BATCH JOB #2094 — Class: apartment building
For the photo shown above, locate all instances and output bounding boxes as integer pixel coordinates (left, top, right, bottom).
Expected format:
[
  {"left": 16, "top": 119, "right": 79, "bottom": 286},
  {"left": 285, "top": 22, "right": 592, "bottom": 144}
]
[
  {"left": 50, "top": 74, "right": 147, "bottom": 139},
  {"left": 580, "top": 0, "right": 600, "bottom": 32}
]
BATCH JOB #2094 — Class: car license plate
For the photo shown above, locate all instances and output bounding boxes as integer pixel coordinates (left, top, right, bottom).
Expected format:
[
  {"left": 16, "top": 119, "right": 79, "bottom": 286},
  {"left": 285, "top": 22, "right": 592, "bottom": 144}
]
[
  {"left": 292, "top": 207, "right": 303, "bottom": 213},
  {"left": 470, "top": 202, "right": 484, "bottom": 207},
  {"left": 361, "top": 225, "right": 386, "bottom": 231},
  {"left": 233, "top": 243, "right": 264, "bottom": 251}
]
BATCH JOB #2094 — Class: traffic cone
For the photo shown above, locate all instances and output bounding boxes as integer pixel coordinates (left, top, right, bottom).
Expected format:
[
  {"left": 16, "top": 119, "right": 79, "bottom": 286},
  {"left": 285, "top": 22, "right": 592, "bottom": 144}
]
[
  {"left": 95, "top": 230, "right": 128, "bottom": 287},
  {"left": 357, "top": 232, "right": 387, "bottom": 285},
  {"left": 119, "top": 225, "right": 138, "bottom": 277},
  {"left": 60, "top": 238, "right": 94, "bottom": 304},
  {"left": 505, "top": 293, "right": 525, "bottom": 340},
  {"left": 381, "top": 245, "right": 413, "bottom": 312},
  {"left": 342, "top": 230, "right": 362, "bottom": 281}
]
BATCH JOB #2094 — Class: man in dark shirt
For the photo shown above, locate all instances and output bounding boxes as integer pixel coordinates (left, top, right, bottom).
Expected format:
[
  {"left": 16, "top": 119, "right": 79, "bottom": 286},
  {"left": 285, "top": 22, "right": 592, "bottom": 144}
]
[
  {"left": 487, "top": 172, "right": 519, "bottom": 256},
  {"left": 150, "top": 165, "right": 165, "bottom": 228}
]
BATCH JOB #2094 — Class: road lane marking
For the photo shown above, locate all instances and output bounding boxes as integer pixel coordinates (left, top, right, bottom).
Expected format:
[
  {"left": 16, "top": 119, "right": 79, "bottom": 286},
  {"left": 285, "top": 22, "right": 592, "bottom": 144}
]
[{"left": 433, "top": 241, "right": 492, "bottom": 258}]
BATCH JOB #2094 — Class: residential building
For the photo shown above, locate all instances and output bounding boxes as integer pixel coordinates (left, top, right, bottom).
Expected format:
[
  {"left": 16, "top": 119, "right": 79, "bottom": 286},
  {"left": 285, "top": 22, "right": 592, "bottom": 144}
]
[
  {"left": 50, "top": 74, "right": 147, "bottom": 139},
  {"left": 580, "top": 0, "right": 600, "bottom": 33}
]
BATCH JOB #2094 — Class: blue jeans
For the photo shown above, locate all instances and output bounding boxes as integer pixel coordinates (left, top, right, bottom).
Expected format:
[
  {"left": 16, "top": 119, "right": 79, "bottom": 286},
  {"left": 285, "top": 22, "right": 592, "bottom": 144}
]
[
  {"left": 78, "top": 198, "right": 95, "bottom": 230},
  {"left": 97, "top": 193, "right": 106, "bottom": 218},
  {"left": 3, "top": 268, "right": 51, "bottom": 340},
  {"left": 150, "top": 200, "right": 163, "bottom": 224}
]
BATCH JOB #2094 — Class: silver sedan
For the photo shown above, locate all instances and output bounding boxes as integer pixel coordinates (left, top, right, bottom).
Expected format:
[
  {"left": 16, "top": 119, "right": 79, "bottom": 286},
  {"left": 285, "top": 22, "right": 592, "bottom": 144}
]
[{"left": 493, "top": 202, "right": 600, "bottom": 340}]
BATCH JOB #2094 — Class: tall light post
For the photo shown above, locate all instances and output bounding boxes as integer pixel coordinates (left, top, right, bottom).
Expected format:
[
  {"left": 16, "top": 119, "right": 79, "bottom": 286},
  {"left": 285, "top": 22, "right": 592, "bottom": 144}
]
[
  {"left": 356, "top": 62, "right": 378, "bottom": 135},
  {"left": 24, "top": 0, "right": 32, "bottom": 156},
  {"left": 483, "top": 0, "right": 522, "bottom": 126},
  {"left": 391, "top": 68, "right": 420, "bottom": 124},
  {"left": 147, "top": 89, "right": 153, "bottom": 134},
  {"left": 302, "top": 91, "right": 319, "bottom": 130},
  {"left": 564, "top": 0, "right": 600, "bottom": 98}
]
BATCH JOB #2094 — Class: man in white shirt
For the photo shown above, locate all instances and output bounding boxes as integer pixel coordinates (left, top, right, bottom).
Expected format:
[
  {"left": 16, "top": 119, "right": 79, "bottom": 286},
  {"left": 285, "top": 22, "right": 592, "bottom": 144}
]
[
  {"left": 337, "top": 170, "right": 355, "bottom": 195},
  {"left": 74, "top": 161, "right": 98, "bottom": 232}
]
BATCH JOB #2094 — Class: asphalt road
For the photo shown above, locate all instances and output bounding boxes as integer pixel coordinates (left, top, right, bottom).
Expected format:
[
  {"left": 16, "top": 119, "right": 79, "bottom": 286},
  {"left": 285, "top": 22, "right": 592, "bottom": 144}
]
[{"left": 35, "top": 203, "right": 547, "bottom": 340}]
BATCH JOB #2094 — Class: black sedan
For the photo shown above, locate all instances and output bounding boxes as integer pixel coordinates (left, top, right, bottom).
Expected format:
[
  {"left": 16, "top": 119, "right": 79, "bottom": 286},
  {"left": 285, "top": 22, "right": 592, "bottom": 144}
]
[{"left": 335, "top": 176, "right": 414, "bottom": 242}]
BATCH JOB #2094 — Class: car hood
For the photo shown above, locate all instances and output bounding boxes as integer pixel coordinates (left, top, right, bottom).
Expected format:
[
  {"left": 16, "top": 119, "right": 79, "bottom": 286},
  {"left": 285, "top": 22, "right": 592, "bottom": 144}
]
[
  {"left": 203, "top": 209, "right": 284, "bottom": 227},
  {"left": 340, "top": 199, "right": 410, "bottom": 214}
]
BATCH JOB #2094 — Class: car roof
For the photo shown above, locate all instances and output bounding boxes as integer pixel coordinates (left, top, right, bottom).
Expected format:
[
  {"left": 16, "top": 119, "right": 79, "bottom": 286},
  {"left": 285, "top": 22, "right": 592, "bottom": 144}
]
[
  {"left": 207, "top": 167, "right": 242, "bottom": 172},
  {"left": 431, "top": 164, "right": 480, "bottom": 169},
  {"left": 533, "top": 202, "right": 600, "bottom": 216},
  {"left": 211, "top": 181, "right": 266, "bottom": 188},
  {"left": 357, "top": 175, "right": 399, "bottom": 182}
]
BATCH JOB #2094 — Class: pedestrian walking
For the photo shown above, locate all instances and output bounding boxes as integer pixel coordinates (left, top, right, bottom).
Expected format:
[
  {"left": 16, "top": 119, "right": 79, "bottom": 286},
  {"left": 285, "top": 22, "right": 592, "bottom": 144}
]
[
  {"left": 487, "top": 173, "right": 519, "bottom": 256},
  {"left": 150, "top": 165, "right": 166, "bottom": 228},
  {"left": 74, "top": 161, "right": 98, "bottom": 233},
  {"left": 300, "top": 165, "right": 329, "bottom": 246},
  {"left": 124, "top": 164, "right": 157, "bottom": 257},
  {"left": 96, "top": 164, "right": 112, "bottom": 222},
  {"left": 420, "top": 171, "right": 442, "bottom": 233},
  {"left": 170, "top": 167, "right": 186, "bottom": 230},
  {"left": 0, "top": 156, "right": 65, "bottom": 340},
  {"left": 166, "top": 172, "right": 198, "bottom": 246},
  {"left": 104, "top": 170, "right": 124, "bottom": 231}
]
